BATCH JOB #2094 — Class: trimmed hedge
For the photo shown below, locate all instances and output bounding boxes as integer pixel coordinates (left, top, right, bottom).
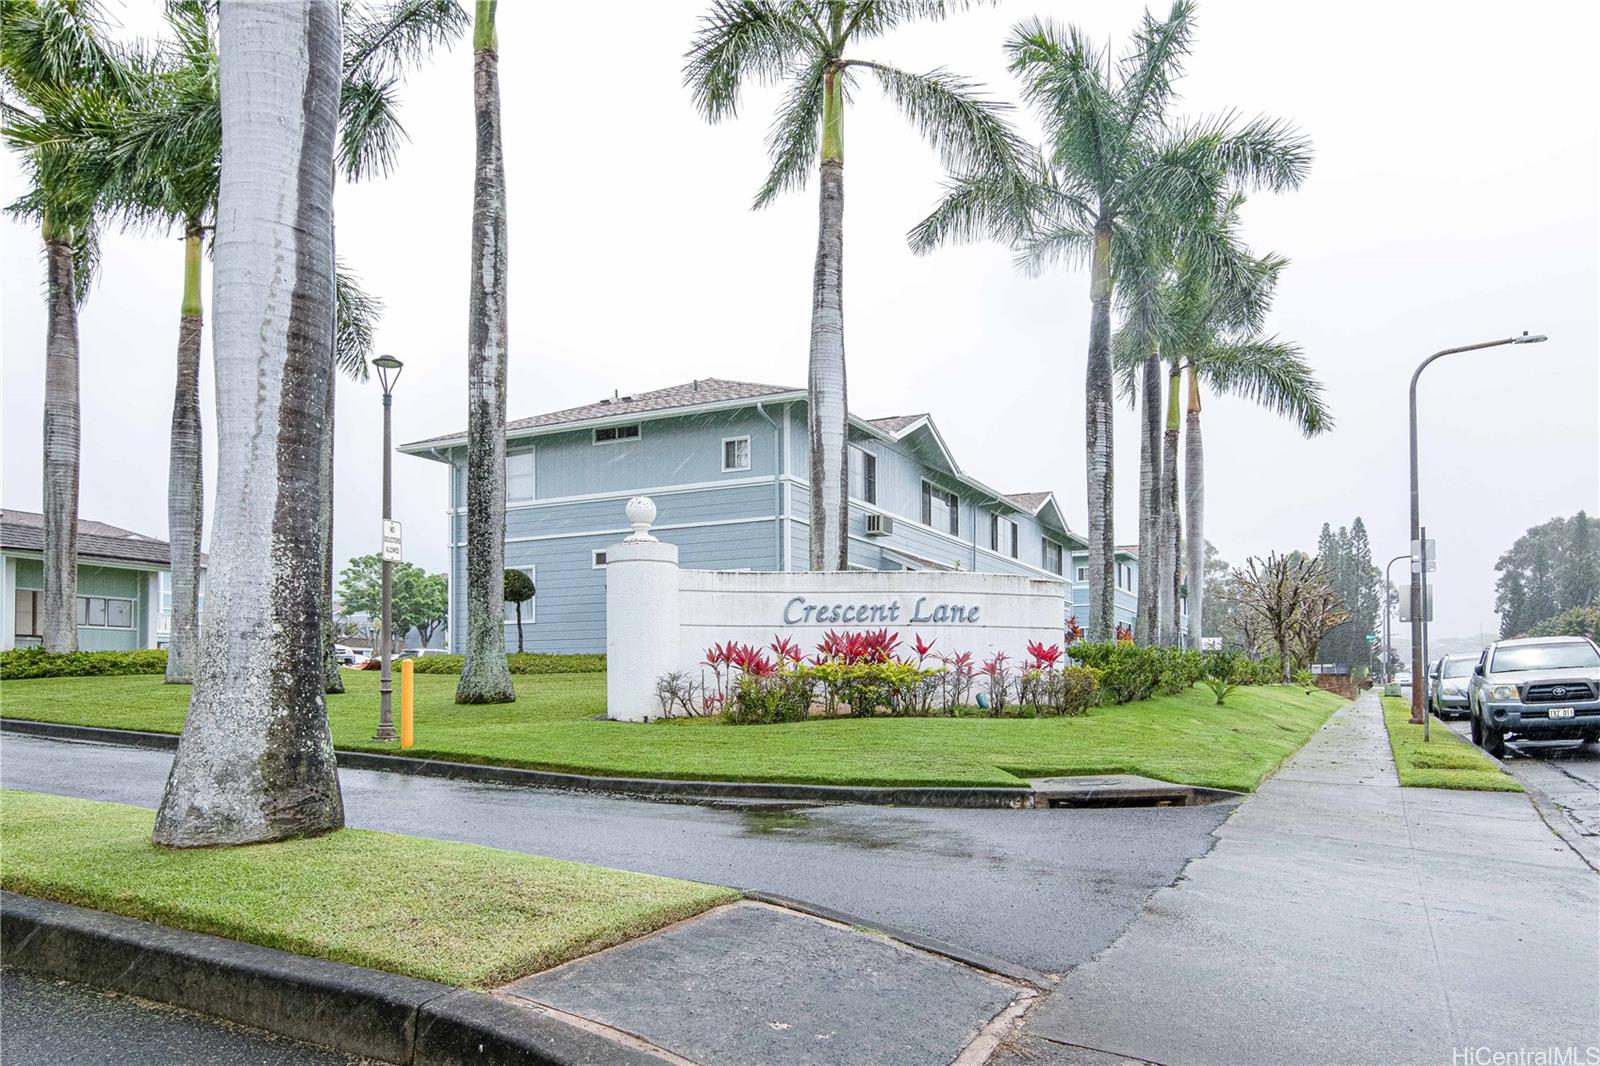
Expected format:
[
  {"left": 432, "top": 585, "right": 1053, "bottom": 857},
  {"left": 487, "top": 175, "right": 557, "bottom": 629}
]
[
  {"left": 409, "top": 652, "right": 605, "bottom": 675},
  {"left": 1, "top": 647, "right": 169, "bottom": 681}
]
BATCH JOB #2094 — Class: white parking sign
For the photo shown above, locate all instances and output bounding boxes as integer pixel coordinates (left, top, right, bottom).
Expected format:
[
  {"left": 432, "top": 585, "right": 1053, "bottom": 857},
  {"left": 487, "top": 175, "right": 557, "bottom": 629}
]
[{"left": 382, "top": 519, "right": 402, "bottom": 562}]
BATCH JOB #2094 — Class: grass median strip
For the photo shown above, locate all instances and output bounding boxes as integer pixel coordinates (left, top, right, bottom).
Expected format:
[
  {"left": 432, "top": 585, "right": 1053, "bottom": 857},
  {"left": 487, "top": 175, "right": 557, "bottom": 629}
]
[
  {"left": 1379, "top": 697, "right": 1522, "bottom": 792},
  {"left": 0, "top": 789, "right": 736, "bottom": 988},
  {"left": 0, "top": 672, "right": 1343, "bottom": 792}
]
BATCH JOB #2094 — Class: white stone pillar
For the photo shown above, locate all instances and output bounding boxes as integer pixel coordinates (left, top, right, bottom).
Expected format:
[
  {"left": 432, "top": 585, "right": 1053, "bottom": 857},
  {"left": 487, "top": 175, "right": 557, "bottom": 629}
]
[{"left": 605, "top": 497, "right": 680, "bottom": 722}]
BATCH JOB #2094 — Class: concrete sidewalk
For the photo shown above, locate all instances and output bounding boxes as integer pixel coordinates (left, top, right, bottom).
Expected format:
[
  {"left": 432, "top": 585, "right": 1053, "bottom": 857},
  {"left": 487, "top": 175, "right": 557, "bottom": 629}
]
[{"left": 1008, "top": 693, "right": 1600, "bottom": 1066}]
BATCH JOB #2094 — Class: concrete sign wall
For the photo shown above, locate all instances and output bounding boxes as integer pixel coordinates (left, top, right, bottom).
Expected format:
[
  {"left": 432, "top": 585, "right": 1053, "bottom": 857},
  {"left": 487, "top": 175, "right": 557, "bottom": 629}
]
[{"left": 605, "top": 497, "right": 1068, "bottom": 721}]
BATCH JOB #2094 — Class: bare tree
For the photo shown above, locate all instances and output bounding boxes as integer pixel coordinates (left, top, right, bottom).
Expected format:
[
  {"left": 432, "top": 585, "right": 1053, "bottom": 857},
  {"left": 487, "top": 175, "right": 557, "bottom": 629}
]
[{"left": 1231, "top": 552, "right": 1346, "bottom": 683}]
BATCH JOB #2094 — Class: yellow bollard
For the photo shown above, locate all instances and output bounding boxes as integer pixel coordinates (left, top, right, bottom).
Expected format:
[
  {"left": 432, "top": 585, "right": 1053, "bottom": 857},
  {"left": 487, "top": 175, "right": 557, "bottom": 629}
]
[{"left": 400, "top": 658, "right": 414, "bottom": 749}]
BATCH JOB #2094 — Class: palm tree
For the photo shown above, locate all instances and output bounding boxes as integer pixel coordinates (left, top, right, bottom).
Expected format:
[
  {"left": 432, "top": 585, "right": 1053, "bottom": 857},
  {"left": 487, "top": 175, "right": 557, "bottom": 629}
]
[
  {"left": 912, "top": 1, "right": 1310, "bottom": 641},
  {"left": 456, "top": 0, "right": 515, "bottom": 704},
  {"left": 94, "top": 0, "right": 461, "bottom": 685},
  {"left": 153, "top": 0, "right": 345, "bottom": 848},
  {"left": 0, "top": 0, "right": 134, "bottom": 653},
  {"left": 684, "top": 0, "right": 1023, "bottom": 572}
]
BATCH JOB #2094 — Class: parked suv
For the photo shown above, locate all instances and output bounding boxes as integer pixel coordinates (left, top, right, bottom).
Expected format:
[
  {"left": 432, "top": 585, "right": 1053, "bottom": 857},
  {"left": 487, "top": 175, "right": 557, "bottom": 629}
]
[
  {"left": 1429, "top": 654, "right": 1478, "bottom": 720},
  {"left": 1468, "top": 636, "right": 1600, "bottom": 757}
]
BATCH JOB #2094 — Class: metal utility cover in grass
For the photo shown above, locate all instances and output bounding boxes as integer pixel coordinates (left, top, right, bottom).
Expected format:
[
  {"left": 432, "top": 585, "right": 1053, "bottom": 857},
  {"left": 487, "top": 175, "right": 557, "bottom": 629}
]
[{"left": 504, "top": 901, "right": 1020, "bottom": 1066}]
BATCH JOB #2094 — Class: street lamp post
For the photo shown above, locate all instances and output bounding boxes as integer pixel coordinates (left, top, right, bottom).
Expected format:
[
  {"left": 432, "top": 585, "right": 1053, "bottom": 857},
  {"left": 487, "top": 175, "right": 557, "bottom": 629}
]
[
  {"left": 1408, "top": 332, "right": 1545, "bottom": 727},
  {"left": 373, "top": 354, "right": 404, "bottom": 742},
  {"left": 1384, "top": 553, "right": 1408, "bottom": 685}
]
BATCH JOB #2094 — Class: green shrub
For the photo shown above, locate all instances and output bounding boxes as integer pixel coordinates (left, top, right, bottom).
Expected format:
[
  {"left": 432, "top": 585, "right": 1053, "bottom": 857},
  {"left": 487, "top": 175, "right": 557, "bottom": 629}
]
[
  {"left": 409, "top": 652, "right": 605, "bottom": 675},
  {"left": 1153, "top": 648, "right": 1203, "bottom": 696},
  {"left": 802, "top": 661, "right": 931, "bottom": 718},
  {"left": 0, "top": 647, "right": 170, "bottom": 681},
  {"left": 1201, "top": 650, "right": 1240, "bottom": 705},
  {"left": 1073, "top": 642, "right": 1160, "bottom": 704},
  {"left": 723, "top": 671, "right": 814, "bottom": 725}
]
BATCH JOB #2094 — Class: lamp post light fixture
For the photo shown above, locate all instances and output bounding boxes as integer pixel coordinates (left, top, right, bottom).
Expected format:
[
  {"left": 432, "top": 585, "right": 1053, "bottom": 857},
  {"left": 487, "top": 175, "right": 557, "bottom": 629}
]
[
  {"left": 1383, "top": 553, "right": 1409, "bottom": 686},
  {"left": 1407, "top": 332, "right": 1545, "bottom": 727},
  {"left": 373, "top": 354, "right": 403, "bottom": 742}
]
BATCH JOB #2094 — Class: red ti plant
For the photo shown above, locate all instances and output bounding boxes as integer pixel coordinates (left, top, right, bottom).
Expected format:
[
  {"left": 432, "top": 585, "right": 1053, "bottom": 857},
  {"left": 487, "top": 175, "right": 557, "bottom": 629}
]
[
  {"left": 1064, "top": 615, "right": 1084, "bottom": 645},
  {"left": 769, "top": 636, "right": 804, "bottom": 667},
  {"left": 912, "top": 633, "right": 936, "bottom": 667},
  {"left": 1026, "top": 640, "right": 1063, "bottom": 671},
  {"left": 815, "top": 628, "right": 902, "bottom": 665},
  {"left": 1115, "top": 622, "right": 1134, "bottom": 643},
  {"left": 979, "top": 650, "right": 1012, "bottom": 713}
]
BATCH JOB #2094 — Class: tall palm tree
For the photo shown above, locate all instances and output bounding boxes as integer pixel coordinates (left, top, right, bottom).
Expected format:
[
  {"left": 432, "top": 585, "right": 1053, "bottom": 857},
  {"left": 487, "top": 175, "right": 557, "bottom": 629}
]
[
  {"left": 912, "top": 1, "right": 1309, "bottom": 641},
  {"left": 153, "top": 0, "right": 345, "bottom": 848},
  {"left": 456, "top": 0, "right": 515, "bottom": 704},
  {"left": 0, "top": 0, "right": 133, "bottom": 653},
  {"left": 684, "top": 0, "right": 1023, "bottom": 572},
  {"left": 95, "top": 0, "right": 461, "bottom": 685}
]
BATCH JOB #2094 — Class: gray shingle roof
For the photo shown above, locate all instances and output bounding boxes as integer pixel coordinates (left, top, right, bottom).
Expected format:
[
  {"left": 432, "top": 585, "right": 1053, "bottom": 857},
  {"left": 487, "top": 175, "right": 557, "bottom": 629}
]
[
  {"left": 1004, "top": 492, "right": 1054, "bottom": 514},
  {"left": 867, "top": 413, "right": 927, "bottom": 435},
  {"left": 402, "top": 377, "right": 803, "bottom": 450},
  {"left": 0, "top": 509, "right": 186, "bottom": 567}
]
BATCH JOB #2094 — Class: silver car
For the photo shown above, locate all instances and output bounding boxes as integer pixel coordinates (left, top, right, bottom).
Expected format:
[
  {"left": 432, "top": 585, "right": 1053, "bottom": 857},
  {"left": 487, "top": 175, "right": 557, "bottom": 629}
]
[
  {"left": 1429, "top": 654, "right": 1477, "bottom": 720},
  {"left": 1468, "top": 635, "right": 1600, "bottom": 757}
]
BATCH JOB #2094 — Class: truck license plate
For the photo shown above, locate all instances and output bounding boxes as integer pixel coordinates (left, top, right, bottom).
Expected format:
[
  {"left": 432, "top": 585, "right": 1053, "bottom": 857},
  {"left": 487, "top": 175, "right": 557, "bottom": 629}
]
[{"left": 1549, "top": 707, "right": 1575, "bottom": 719}]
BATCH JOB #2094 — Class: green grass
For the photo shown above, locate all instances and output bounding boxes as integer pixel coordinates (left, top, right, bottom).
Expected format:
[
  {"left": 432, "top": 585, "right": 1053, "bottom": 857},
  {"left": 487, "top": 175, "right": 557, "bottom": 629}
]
[
  {"left": 0, "top": 789, "right": 735, "bottom": 988},
  {"left": 1379, "top": 696, "right": 1522, "bottom": 792},
  {"left": 0, "top": 671, "right": 1344, "bottom": 793}
]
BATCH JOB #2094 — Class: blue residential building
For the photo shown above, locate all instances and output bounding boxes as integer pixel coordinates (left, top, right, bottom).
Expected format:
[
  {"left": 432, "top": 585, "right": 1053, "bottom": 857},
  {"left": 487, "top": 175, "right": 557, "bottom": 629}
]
[{"left": 401, "top": 378, "right": 1146, "bottom": 655}]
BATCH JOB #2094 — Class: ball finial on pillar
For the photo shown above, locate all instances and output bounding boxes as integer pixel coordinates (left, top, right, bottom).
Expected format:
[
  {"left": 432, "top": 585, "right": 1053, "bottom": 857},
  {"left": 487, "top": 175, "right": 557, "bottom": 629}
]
[{"left": 625, "top": 496, "right": 657, "bottom": 542}]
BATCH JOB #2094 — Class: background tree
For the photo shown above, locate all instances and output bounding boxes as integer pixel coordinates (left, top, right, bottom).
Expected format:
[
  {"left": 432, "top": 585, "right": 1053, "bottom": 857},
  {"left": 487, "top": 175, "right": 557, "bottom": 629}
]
[
  {"left": 337, "top": 555, "right": 448, "bottom": 651},
  {"left": 1231, "top": 551, "right": 1343, "bottom": 683},
  {"left": 685, "top": 0, "right": 1022, "bottom": 572},
  {"left": 456, "top": 0, "right": 515, "bottom": 704},
  {"left": 1313, "top": 518, "right": 1379, "bottom": 672},
  {"left": 912, "top": 1, "right": 1309, "bottom": 639},
  {"left": 1493, "top": 511, "right": 1598, "bottom": 637},
  {"left": 0, "top": 0, "right": 136, "bottom": 652},
  {"left": 153, "top": 0, "right": 344, "bottom": 848},
  {"left": 503, "top": 567, "right": 534, "bottom": 654}
]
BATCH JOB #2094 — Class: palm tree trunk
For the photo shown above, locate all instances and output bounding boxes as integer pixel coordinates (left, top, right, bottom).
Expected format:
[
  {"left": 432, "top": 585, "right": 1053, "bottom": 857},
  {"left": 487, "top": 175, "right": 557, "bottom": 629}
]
[
  {"left": 164, "top": 225, "right": 205, "bottom": 683},
  {"left": 1084, "top": 219, "right": 1115, "bottom": 642},
  {"left": 807, "top": 61, "right": 848, "bottom": 572},
  {"left": 41, "top": 226, "right": 80, "bottom": 653},
  {"left": 320, "top": 348, "right": 343, "bottom": 694},
  {"left": 1134, "top": 349, "right": 1161, "bottom": 644},
  {"left": 153, "top": 0, "right": 345, "bottom": 848},
  {"left": 1156, "top": 361, "right": 1181, "bottom": 644},
  {"left": 456, "top": 0, "right": 515, "bottom": 704},
  {"left": 1184, "top": 366, "right": 1205, "bottom": 649}
]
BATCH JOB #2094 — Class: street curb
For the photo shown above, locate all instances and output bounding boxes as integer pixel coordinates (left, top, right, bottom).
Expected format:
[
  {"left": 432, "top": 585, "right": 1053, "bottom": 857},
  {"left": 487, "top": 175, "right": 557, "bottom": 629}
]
[
  {"left": 0, "top": 718, "right": 1038, "bottom": 809},
  {"left": 742, "top": 890, "right": 1055, "bottom": 990},
  {"left": 0, "top": 891, "right": 668, "bottom": 1065},
  {"left": 1463, "top": 732, "right": 1600, "bottom": 874}
]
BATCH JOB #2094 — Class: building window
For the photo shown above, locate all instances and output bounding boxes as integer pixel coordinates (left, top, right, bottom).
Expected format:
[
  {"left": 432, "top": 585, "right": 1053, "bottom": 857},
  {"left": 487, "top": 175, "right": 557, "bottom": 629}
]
[
  {"left": 921, "top": 481, "right": 958, "bottom": 536},
  {"left": 989, "top": 514, "right": 1019, "bottom": 558},
  {"left": 849, "top": 447, "right": 877, "bottom": 504},
  {"left": 507, "top": 449, "right": 535, "bottom": 501},
  {"left": 592, "top": 549, "right": 608, "bottom": 568},
  {"left": 722, "top": 436, "right": 751, "bottom": 472},
  {"left": 1043, "top": 539, "right": 1063, "bottom": 575},
  {"left": 1075, "top": 565, "right": 1088, "bottom": 582},
  {"left": 593, "top": 424, "right": 640, "bottom": 444},
  {"left": 1117, "top": 561, "right": 1134, "bottom": 591},
  {"left": 502, "top": 566, "right": 535, "bottom": 624},
  {"left": 14, "top": 589, "right": 41, "bottom": 638},
  {"left": 76, "top": 595, "right": 135, "bottom": 629}
]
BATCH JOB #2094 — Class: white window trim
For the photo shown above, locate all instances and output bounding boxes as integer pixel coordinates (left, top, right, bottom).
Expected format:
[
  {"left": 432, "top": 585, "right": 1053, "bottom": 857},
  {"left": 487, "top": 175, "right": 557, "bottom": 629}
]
[
  {"left": 591, "top": 549, "right": 608, "bottom": 568},
  {"left": 920, "top": 479, "right": 960, "bottom": 538},
  {"left": 502, "top": 565, "right": 535, "bottom": 625},
  {"left": 721, "top": 435, "right": 752, "bottom": 473},
  {"left": 849, "top": 446, "right": 877, "bottom": 504},
  {"left": 1042, "top": 538, "right": 1064, "bottom": 576},
  {"left": 78, "top": 594, "right": 137, "bottom": 630},
  {"left": 592, "top": 424, "right": 641, "bottom": 445},
  {"left": 507, "top": 447, "right": 536, "bottom": 502}
]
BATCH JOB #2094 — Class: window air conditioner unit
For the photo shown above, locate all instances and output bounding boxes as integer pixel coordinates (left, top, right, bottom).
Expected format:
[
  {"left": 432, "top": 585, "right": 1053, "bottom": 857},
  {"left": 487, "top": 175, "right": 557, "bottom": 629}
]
[{"left": 865, "top": 513, "right": 894, "bottom": 537}]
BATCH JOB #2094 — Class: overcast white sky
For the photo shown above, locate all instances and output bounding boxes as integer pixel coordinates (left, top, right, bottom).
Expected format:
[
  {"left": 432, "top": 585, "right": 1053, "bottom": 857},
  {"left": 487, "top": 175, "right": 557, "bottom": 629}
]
[{"left": 3, "top": 0, "right": 1596, "bottom": 640}]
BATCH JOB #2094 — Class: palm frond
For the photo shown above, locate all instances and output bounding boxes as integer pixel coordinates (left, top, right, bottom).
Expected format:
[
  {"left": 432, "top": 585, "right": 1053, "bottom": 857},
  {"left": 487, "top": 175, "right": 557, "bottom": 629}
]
[
  {"left": 850, "top": 60, "right": 1023, "bottom": 178},
  {"left": 683, "top": 1, "right": 818, "bottom": 123},
  {"left": 843, "top": 1, "right": 987, "bottom": 42},
  {"left": 1116, "top": 0, "right": 1195, "bottom": 138},
  {"left": 342, "top": 0, "right": 468, "bottom": 82},
  {"left": 906, "top": 158, "right": 1055, "bottom": 254},
  {"left": 334, "top": 263, "right": 382, "bottom": 381},
  {"left": 1005, "top": 17, "right": 1119, "bottom": 194},
  {"left": 1012, "top": 218, "right": 1094, "bottom": 277},
  {"left": 751, "top": 55, "right": 824, "bottom": 209},
  {"left": 1195, "top": 337, "right": 1331, "bottom": 436},
  {"left": 338, "top": 71, "right": 404, "bottom": 180}
]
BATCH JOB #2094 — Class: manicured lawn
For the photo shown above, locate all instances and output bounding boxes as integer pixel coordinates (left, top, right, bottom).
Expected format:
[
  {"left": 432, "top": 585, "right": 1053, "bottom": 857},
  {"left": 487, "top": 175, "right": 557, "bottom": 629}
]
[
  {"left": 0, "top": 789, "right": 735, "bottom": 988},
  {"left": 0, "top": 671, "right": 1343, "bottom": 792},
  {"left": 1380, "top": 696, "right": 1521, "bottom": 792}
]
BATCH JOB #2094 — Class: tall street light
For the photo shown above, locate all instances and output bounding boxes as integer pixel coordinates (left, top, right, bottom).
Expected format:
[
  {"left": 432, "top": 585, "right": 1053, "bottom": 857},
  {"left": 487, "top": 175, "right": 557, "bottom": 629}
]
[
  {"left": 373, "top": 354, "right": 404, "bottom": 742},
  {"left": 1383, "top": 553, "right": 1408, "bottom": 685},
  {"left": 1408, "top": 332, "right": 1545, "bottom": 726}
]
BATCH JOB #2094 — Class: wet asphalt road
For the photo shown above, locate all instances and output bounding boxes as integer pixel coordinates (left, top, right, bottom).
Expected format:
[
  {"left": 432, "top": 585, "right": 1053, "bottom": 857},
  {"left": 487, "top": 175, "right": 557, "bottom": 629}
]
[
  {"left": 1441, "top": 716, "right": 1600, "bottom": 837},
  {"left": 0, "top": 970, "right": 367, "bottom": 1066},
  {"left": 0, "top": 732, "right": 1232, "bottom": 975}
]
